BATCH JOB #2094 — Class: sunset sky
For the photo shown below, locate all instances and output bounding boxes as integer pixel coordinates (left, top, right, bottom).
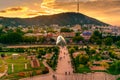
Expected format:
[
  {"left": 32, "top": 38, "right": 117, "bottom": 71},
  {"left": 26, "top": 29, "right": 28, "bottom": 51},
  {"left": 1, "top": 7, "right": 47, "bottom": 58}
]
[{"left": 0, "top": 0, "right": 120, "bottom": 26}]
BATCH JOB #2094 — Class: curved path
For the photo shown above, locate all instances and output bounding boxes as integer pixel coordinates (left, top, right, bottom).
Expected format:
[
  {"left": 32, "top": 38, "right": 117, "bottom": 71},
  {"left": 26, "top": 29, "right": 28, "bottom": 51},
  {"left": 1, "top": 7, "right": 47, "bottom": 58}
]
[{"left": 20, "top": 46, "right": 117, "bottom": 80}]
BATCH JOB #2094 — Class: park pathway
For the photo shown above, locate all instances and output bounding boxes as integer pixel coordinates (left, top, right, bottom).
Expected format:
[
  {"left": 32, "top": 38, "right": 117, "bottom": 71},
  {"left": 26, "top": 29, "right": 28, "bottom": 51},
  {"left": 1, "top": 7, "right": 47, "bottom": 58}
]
[
  {"left": 20, "top": 46, "right": 117, "bottom": 80},
  {"left": 56, "top": 46, "right": 73, "bottom": 75}
]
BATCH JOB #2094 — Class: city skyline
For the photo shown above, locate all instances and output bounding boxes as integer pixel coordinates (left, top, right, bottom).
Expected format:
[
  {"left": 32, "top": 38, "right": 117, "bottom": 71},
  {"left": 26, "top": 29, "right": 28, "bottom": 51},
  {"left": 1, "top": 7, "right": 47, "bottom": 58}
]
[{"left": 0, "top": 0, "right": 120, "bottom": 26}]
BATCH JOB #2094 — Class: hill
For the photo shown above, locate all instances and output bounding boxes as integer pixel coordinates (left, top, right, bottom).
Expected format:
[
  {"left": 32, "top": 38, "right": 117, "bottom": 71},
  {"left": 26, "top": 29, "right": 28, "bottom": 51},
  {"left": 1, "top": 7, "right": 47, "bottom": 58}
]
[{"left": 0, "top": 12, "right": 109, "bottom": 27}]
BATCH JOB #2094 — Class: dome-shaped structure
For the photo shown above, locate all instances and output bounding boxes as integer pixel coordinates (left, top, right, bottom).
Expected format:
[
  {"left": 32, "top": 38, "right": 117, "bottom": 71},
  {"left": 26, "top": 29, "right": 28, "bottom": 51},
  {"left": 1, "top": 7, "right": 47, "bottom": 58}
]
[{"left": 56, "top": 35, "right": 66, "bottom": 46}]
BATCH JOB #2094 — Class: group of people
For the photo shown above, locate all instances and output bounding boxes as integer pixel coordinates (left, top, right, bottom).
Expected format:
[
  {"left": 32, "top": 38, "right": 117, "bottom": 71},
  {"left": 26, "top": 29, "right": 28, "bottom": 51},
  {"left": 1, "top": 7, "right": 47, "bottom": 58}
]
[{"left": 65, "top": 71, "right": 71, "bottom": 75}]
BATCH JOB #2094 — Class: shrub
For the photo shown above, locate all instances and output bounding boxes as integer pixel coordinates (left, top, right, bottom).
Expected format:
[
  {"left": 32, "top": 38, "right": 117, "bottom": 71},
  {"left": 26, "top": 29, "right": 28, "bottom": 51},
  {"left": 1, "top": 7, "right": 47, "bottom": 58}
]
[
  {"left": 79, "top": 64, "right": 84, "bottom": 68},
  {"left": 36, "top": 70, "right": 41, "bottom": 75},
  {"left": 42, "top": 67, "right": 49, "bottom": 74},
  {"left": 117, "top": 77, "right": 120, "bottom": 80}
]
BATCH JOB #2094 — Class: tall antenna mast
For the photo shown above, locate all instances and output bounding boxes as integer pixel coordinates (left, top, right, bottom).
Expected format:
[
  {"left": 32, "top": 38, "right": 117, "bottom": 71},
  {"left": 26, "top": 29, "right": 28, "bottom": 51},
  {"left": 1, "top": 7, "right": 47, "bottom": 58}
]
[{"left": 77, "top": 0, "right": 80, "bottom": 13}]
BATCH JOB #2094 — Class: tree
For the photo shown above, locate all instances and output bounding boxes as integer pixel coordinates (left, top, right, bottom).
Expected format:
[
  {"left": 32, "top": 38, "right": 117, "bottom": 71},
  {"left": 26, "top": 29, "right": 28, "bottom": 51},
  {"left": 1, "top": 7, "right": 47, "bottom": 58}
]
[
  {"left": 90, "top": 49, "right": 96, "bottom": 54},
  {"left": 53, "top": 46, "right": 59, "bottom": 53},
  {"left": 100, "top": 62, "right": 109, "bottom": 69},
  {"left": 90, "top": 30, "right": 102, "bottom": 44},
  {"left": 38, "top": 37, "right": 46, "bottom": 43},
  {"left": 38, "top": 54, "right": 42, "bottom": 59},
  {"left": 104, "top": 37, "right": 113, "bottom": 46},
  {"left": 93, "top": 30, "right": 102, "bottom": 38},
  {"left": 69, "top": 48, "right": 75, "bottom": 54},
  {"left": 7, "top": 29, "right": 14, "bottom": 33},
  {"left": 86, "top": 49, "right": 96, "bottom": 56},
  {"left": 75, "top": 54, "right": 89, "bottom": 65},
  {"left": 16, "top": 28, "right": 24, "bottom": 35},
  {"left": 0, "top": 28, "right": 4, "bottom": 36},
  {"left": 0, "top": 47, "right": 2, "bottom": 51},
  {"left": 85, "top": 48, "right": 96, "bottom": 60},
  {"left": 27, "top": 30, "right": 33, "bottom": 33},
  {"left": 72, "top": 36, "right": 84, "bottom": 43},
  {"left": 0, "top": 32, "right": 23, "bottom": 44},
  {"left": 38, "top": 49, "right": 46, "bottom": 56},
  {"left": 50, "top": 38, "right": 55, "bottom": 44},
  {"left": 115, "top": 41, "right": 120, "bottom": 47},
  {"left": 96, "top": 39, "right": 102, "bottom": 45},
  {"left": 23, "top": 36, "right": 37, "bottom": 43},
  {"left": 60, "top": 28, "right": 73, "bottom": 32},
  {"left": 47, "top": 48, "right": 52, "bottom": 53},
  {"left": 109, "top": 60, "right": 120, "bottom": 74},
  {"left": 74, "top": 46, "right": 79, "bottom": 51},
  {"left": 75, "top": 32, "right": 80, "bottom": 36}
]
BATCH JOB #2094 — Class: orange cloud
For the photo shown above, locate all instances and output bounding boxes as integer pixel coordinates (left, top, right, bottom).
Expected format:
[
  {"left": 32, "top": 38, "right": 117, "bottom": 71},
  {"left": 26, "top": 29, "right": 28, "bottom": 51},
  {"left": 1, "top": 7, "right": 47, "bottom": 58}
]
[
  {"left": 0, "top": 10, "right": 7, "bottom": 13},
  {"left": 0, "top": 7, "right": 28, "bottom": 13},
  {"left": 27, "top": 11, "right": 51, "bottom": 17},
  {"left": 41, "top": 0, "right": 66, "bottom": 14},
  {"left": 7, "top": 7, "right": 23, "bottom": 11},
  {"left": 27, "top": 13, "right": 38, "bottom": 16}
]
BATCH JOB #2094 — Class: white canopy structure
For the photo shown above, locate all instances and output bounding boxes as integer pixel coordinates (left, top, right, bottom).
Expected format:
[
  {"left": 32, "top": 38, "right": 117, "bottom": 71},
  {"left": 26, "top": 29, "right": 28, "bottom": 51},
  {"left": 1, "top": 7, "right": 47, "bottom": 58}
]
[{"left": 56, "top": 35, "right": 66, "bottom": 46}]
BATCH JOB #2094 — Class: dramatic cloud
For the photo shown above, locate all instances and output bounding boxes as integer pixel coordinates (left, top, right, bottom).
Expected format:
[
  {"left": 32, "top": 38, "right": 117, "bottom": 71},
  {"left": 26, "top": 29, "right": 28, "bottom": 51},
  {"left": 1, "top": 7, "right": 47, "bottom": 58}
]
[
  {"left": 27, "top": 13, "right": 38, "bottom": 16},
  {"left": 0, "top": 7, "right": 28, "bottom": 13},
  {"left": 0, "top": 10, "right": 6, "bottom": 13},
  {"left": 27, "top": 11, "right": 52, "bottom": 17},
  {"left": 7, "top": 7, "right": 23, "bottom": 11}
]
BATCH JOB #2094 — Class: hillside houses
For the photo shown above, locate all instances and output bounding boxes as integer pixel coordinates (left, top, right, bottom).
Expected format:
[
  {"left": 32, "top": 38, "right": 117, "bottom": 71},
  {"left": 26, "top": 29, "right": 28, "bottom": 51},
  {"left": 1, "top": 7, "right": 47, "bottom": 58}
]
[
  {"left": 81, "top": 31, "right": 92, "bottom": 40},
  {"left": 71, "top": 24, "right": 82, "bottom": 32}
]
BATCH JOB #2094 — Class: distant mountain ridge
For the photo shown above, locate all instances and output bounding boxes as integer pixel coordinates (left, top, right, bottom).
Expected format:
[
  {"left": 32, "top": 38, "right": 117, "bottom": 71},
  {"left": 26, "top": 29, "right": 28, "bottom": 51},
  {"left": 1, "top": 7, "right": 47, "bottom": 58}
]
[{"left": 0, "top": 12, "right": 109, "bottom": 27}]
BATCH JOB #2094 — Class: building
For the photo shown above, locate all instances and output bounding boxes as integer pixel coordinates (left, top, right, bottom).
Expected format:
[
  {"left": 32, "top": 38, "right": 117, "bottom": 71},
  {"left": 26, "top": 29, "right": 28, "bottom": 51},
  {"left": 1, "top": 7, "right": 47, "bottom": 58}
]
[
  {"left": 71, "top": 24, "right": 82, "bottom": 32},
  {"left": 60, "top": 32, "right": 75, "bottom": 38},
  {"left": 24, "top": 33, "right": 44, "bottom": 40},
  {"left": 81, "top": 31, "right": 92, "bottom": 40}
]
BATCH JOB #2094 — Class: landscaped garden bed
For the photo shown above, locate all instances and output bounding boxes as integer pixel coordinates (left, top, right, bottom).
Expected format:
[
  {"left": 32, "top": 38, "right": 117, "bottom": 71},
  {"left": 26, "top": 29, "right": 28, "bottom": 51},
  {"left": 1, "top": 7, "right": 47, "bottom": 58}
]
[
  {"left": 0, "top": 53, "right": 47, "bottom": 79},
  {"left": 68, "top": 45, "right": 120, "bottom": 75},
  {"left": 0, "top": 47, "right": 53, "bottom": 79},
  {"left": 47, "top": 46, "right": 59, "bottom": 70}
]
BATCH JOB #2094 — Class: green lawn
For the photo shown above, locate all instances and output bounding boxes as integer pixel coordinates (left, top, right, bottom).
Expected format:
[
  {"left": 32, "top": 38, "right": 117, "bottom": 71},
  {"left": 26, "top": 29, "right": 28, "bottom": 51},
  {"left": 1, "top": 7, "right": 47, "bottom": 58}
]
[
  {"left": 76, "top": 66, "right": 91, "bottom": 73},
  {"left": 107, "top": 69, "right": 120, "bottom": 75},
  {"left": 0, "top": 64, "right": 6, "bottom": 73},
  {"left": 0, "top": 54, "right": 46, "bottom": 80},
  {"left": 0, "top": 58, "right": 3, "bottom": 65},
  {"left": 5, "top": 56, "right": 32, "bottom": 74},
  {"left": 0, "top": 58, "right": 6, "bottom": 73}
]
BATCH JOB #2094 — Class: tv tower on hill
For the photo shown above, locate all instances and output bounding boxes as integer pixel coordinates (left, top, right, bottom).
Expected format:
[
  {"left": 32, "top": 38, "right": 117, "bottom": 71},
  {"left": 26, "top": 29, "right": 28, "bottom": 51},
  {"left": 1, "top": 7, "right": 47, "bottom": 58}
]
[{"left": 77, "top": 0, "right": 80, "bottom": 13}]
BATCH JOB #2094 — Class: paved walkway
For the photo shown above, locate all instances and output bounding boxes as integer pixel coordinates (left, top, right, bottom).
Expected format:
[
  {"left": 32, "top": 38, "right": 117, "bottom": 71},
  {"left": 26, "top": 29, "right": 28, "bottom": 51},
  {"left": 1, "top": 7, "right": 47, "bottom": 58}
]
[
  {"left": 56, "top": 47, "right": 73, "bottom": 75},
  {"left": 21, "top": 46, "right": 117, "bottom": 80}
]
